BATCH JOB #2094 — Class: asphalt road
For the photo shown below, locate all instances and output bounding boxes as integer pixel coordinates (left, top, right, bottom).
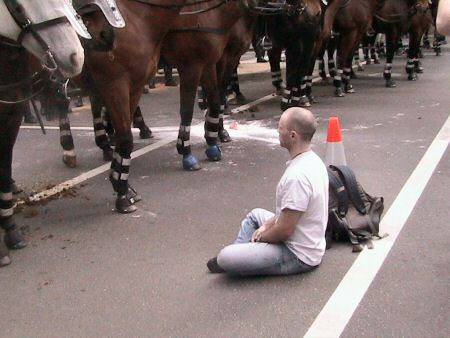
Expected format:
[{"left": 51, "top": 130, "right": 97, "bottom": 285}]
[{"left": 1, "top": 46, "right": 449, "bottom": 338}]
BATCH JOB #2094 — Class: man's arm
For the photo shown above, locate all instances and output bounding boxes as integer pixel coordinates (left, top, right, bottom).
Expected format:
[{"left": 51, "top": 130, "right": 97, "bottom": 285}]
[
  {"left": 437, "top": 0, "right": 450, "bottom": 35},
  {"left": 252, "top": 208, "right": 303, "bottom": 243}
]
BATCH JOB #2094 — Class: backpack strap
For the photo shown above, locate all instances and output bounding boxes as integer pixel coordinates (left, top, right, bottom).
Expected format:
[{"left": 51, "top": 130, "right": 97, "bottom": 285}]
[
  {"left": 327, "top": 167, "right": 349, "bottom": 216},
  {"left": 330, "top": 165, "right": 367, "bottom": 214}
]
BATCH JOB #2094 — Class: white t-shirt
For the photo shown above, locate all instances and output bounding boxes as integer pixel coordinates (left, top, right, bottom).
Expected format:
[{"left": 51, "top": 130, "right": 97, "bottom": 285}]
[{"left": 275, "top": 150, "right": 329, "bottom": 266}]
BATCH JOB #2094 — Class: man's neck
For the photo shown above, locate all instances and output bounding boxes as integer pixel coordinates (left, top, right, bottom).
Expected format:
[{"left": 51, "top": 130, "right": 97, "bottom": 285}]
[{"left": 289, "top": 144, "right": 311, "bottom": 159}]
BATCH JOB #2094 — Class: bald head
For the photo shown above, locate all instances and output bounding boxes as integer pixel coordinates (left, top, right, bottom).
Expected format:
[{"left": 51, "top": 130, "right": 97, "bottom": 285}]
[{"left": 281, "top": 107, "right": 317, "bottom": 143}]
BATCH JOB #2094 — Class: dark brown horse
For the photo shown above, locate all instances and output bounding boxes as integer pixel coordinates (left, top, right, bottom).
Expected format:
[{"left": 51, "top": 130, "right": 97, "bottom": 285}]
[
  {"left": 266, "top": 0, "right": 323, "bottom": 109},
  {"left": 161, "top": 1, "right": 258, "bottom": 171},
  {"left": 0, "top": 0, "right": 86, "bottom": 266},
  {"left": 373, "top": 0, "right": 432, "bottom": 87}
]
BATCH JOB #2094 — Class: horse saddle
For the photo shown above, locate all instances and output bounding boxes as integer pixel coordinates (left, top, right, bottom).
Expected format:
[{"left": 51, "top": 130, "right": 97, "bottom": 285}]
[{"left": 73, "top": 0, "right": 126, "bottom": 28}]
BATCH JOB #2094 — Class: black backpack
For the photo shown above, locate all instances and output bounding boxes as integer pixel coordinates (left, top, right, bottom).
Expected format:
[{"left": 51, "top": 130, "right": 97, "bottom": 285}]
[{"left": 326, "top": 165, "right": 387, "bottom": 252}]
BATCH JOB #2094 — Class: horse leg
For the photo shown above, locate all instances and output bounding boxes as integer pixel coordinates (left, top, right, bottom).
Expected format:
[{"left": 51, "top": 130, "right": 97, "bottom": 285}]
[
  {"left": 133, "top": 106, "right": 153, "bottom": 139},
  {"left": 228, "top": 67, "right": 247, "bottom": 105},
  {"left": 327, "top": 37, "right": 337, "bottom": 78},
  {"left": 98, "top": 81, "right": 138, "bottom": 213},
  {"left": 201, "top": 64, "right": 222, "bottom": 161},
  {"left": 268, "top": 45, "right": 284, "bottom": 94},
  {"left": 0, "top": 105, "right": 27, "bottom": 266},
  {"left": 90, "top": 93, "right": 113, "bottom": 161},
  {"left": 344, "top": 35, "right": 361, "bottom": 93},
  {"left": 58, "top": 99, "right": 77, "bottom": 168},
  {"left": 216, "top": 59, "right": 232, "bottom": 143},
  {"left": 408, "top": 28, "right": 424, "bottom": 78},
  {"left": 177, "top": 66, "right": 203, "bottom": 171},
  {"left": 384, "top": 30, "right": 399, "bottom": 88}
]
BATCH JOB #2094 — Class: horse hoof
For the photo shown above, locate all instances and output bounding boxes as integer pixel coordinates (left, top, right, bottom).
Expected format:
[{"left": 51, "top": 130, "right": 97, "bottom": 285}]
[
  {"left": 103, "top": 148, "right": 113, "bottom": 161},
  {"left": 127, "top": 185, "right": 142, "bottom": 204},
  {"left": 115, "top": 195, "right": 138, "bottom": 214},
  {"left": 308, "top": 95, "right": 318, "bottom": 104},
  {"left": 298, "top": 96, "right": 311, "bottom": 107},
  {"left": 12, "top": 181, "right": 23, "bottom": 195},
  {"left": 219, "top": 129, "right": 232, "bottom": 143},
  {"left": 415, "top": 67, "right": 424, "bottom": 74},
  {"left": 183, "top": 154, "right": 201, "bottom": 171},
  {"left": 408, "top": 74, "right": 418, "bottom": 81},
  {"left": 0, "top": 242, "right": 10, "bottom": 267},
  {"left": 139, "top": 127, "right": 153, "bottom": 139},
  {"left": 63, "top": 155, "right": 77, "bottom": 168},
  {"left": 205, "top": 145, "right": 222, "bottom": 161},
  {"left": 385, "top": 80, "right": 396, "bottom": 88},
  {"left": 334, "top": 88, "right": 345, "bottom": 97},
  {"left": 345, "top": 85, "right": 355, "bottom": 93},
  {"left": 235, "top": 93, "right": 247, "bottom": 105},
  {"left": 4, "top": 228, "right": 27, "bottom": 250},
  {"left": 357, "top": 66, "right": 364, "bottom": 72}
]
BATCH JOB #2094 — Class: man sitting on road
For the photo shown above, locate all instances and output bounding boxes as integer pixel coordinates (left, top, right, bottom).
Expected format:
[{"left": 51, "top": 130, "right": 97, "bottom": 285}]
[{"left": 207, "top": 107, "right": 329, "bottom": 276}]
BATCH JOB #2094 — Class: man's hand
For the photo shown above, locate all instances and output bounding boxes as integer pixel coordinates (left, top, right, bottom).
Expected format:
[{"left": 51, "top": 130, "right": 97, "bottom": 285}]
[{"left": 251, "top": 225, "right": 266, "bottom": 242}]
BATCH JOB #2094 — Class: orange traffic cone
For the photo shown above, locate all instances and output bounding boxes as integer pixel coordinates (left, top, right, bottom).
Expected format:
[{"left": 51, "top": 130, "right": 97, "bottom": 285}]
[{"left": 325, "top": 116, "right": 347, "bottom": 166}]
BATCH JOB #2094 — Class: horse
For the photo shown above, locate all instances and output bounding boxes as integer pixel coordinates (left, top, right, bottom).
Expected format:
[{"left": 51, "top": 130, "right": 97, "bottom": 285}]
[
  {"left": 319, "top": 0, "right": 386, "bottom": 96},
  {"left": 265, "top": 0, "right": 323, "bottom": 110},
  {"left": 79, "top": 0, "right": 274, "bottom": 213},
  {"left": 0, "top": 0, "right": 88, "bottom": 267},
  {"left": 373, "top": 0, "right": 432, "bottom": 87},
  {"left": 160, "top": 1, "right": 264, "bottom": 171}
]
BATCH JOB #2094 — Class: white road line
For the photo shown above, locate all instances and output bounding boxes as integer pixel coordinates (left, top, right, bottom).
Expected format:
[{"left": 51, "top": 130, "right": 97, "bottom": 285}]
[
  {"left": 304, "top": 114, "right": 450, "bottom": 338},
  {"left": 25, "top": 132, "right": 177, "bottom": 203}
]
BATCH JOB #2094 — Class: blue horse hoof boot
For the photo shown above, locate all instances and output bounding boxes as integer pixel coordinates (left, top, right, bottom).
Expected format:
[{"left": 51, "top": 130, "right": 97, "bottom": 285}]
[
  {"left": 183, "top": 154, "right": 201, "bottom": 171},
  {"left": 205, "top": 145, "right": 222, "bottom": 161}
]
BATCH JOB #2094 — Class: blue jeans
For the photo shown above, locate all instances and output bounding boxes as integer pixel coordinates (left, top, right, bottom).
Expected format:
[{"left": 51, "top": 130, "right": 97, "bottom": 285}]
[{"left": 217, "top": 208, "right": 316, "bottom": 276}]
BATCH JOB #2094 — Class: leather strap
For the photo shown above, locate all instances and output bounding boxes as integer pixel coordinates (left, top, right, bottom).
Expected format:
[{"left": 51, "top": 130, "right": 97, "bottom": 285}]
[{"left": 330, "top": 165, "right": 367, "bottom": 215}]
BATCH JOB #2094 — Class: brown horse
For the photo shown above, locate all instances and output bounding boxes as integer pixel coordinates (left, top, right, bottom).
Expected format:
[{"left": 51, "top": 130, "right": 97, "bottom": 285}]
[
  {"left": 323, "top": 0, "right": 385, "bottom": 96},
  {"left": 80, "top": 0, "right": 267, "bottom": 213},
  {"left": 373, "top": 0, "right": 432, "bottom": 87}
]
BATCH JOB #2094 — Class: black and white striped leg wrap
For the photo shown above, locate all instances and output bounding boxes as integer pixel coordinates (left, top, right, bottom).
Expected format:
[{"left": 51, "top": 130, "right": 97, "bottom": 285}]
[
  {"left": 281, "top": 88, "right": 291, "bottom": 106},
  {"left": 406, "top": 58, "right": 414, "bottom": 74},
  {"left": 290, "top": 87, "right": 300, "bottom": 105},
  {"left": 109, "top": 152, "right": 131, "bottom": 195},
  {"left": 205, "top": 113, "right": 219, "bottom": 145},
  {"left": 318, "top": 59, "right": 325, "bottom": 73},
  {"left": 93, "top": 116, "right": 109, "bottom": 149},
  {"left": 343, "top": 68, "right": 351, "bottom": 85},
  {"left": 333, "top": 69, "right": 343, "bottom": 87},
  {"left": 271, "top": 71, "right": 283, "bottom": 87},
  {"left": 0, "top": 190, "right": 14, "bottom": 230},
  {"left": 177, "top": 125, "right": 191, "bottom": 155},
  {"left": 59, "top": 116, "right": 74, "bottom": 151},
  {"left": 384, "top": 63, "right": 392, "bottom": 80}
]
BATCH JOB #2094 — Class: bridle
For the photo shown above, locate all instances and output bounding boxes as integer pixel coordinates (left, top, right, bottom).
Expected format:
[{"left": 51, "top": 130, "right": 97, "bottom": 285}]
[{"left": 0, "top": 0, "right": 74, "bottom": 105}]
